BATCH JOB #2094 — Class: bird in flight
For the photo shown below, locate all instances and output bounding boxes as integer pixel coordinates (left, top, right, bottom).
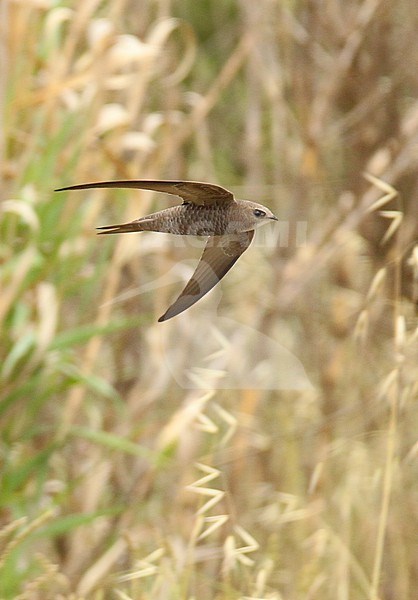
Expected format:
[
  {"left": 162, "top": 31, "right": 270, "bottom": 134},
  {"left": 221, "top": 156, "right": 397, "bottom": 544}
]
[{"left": 55, "top": 180, "right": 278, "bottom": 321}]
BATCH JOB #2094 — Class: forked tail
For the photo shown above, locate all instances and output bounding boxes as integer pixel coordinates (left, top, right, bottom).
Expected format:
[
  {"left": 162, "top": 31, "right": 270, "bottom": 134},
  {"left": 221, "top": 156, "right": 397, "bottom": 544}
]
[{"left": 96, "top": 220, "right": 153, "bottom": 235}]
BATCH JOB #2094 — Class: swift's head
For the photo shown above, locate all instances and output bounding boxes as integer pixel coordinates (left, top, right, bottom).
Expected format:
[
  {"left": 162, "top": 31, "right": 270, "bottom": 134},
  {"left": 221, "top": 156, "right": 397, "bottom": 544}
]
[{"left": 234, "top": 200, "right": 278, "bottom": 231}]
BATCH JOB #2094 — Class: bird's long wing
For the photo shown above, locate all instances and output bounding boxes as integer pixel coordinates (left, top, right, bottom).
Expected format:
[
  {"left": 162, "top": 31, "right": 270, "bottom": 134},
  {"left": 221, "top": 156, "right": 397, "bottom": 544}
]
[
  {"left": 159, "top": 230, "right": 254, "bottom": 321},
  {"left": 55, "top": 180, "right": 234, "bottom": 206}
]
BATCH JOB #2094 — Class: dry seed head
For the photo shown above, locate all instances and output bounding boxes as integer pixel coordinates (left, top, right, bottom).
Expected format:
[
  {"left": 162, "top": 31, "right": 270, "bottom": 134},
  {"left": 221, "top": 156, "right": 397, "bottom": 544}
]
[
  {"left": 94, "top": 104, "right": 130, "bottom": 134},
  {"left": 197, "top": 515, "right": 229, "bottom": 541},
  {"left": 364, "top": 172, "right": 398, "bottom": 213},
  {"left": 109, "top": 34, "right": 157, "bottom": 66},
  {"left": 379, "top": 210, "right": 403, "bottom": 245},
  {"left": 44, "top": 7, "right": 73, "bottom": 42},
  {"left": 366, "top": 267, "right": 386, "bottom": 302},
  {"left": 354, "top": 309, "right": 369, "bottom": 344},
  {"left": 87, "top": 18, "right": 115, "bottom": 48},
  {"left": 366, "top": 148, "right": 392, "bottom": 174}
]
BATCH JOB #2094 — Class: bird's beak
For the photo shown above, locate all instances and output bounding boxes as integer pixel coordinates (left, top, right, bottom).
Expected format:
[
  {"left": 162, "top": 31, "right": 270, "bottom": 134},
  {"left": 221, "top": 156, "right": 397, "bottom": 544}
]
[{"left": 270, "top": 215, "right": 279, "bottom": 221}]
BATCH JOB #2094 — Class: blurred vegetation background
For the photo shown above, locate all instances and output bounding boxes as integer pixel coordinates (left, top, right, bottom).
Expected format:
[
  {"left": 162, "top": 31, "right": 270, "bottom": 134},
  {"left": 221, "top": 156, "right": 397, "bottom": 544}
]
[{"left": 1, "top": 0, "right": 417, "bottom": 598}]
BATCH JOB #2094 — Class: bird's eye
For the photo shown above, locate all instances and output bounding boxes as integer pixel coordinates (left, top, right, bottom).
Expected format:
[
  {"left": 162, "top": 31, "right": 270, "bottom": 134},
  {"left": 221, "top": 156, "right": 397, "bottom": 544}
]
[{"left": 253, "top": 209, "right": 266, "bottom": 218}]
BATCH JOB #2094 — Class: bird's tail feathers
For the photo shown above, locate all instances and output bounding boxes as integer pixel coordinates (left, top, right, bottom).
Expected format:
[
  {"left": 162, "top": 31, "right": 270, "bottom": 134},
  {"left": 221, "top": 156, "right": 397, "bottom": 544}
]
[{"left": 96, "top": 222, "right": 145, "bottom": 235}]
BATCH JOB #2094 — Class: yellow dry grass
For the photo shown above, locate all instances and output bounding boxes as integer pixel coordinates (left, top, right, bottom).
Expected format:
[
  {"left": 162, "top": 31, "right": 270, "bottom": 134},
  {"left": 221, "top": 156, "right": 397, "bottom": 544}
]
[{"left": 0, "top": 1, "right": 417, "bottom": 599}]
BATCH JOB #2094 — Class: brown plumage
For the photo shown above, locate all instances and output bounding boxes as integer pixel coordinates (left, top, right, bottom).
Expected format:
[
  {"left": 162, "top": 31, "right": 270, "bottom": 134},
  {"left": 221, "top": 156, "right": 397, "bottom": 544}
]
[{"left": 55, "top": 179, "right": 278, "bottom": 321}]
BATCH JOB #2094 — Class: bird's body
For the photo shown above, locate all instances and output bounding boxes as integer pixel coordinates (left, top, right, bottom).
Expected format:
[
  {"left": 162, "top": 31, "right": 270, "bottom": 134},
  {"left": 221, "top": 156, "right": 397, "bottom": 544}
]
[
  {"left": 55, "top": 179, "right": 278, "bottom": 321},
  {"left": 100, "top": 200, "right": 271, "bottom": 236}
]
